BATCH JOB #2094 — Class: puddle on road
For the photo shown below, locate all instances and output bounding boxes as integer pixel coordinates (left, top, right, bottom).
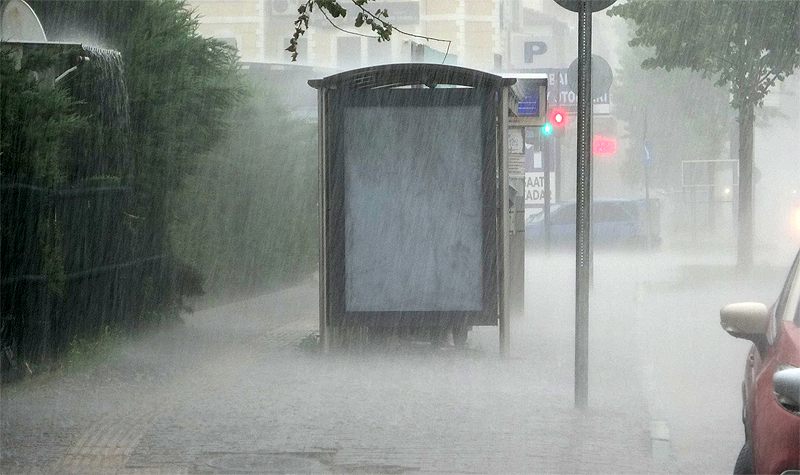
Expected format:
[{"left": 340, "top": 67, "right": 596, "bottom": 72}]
[
  {"left": 202, "top": 450, "right": 418, "bottom": 473},
  {"left": 203, "top": 451, "right": 331, "bottom": 473}
]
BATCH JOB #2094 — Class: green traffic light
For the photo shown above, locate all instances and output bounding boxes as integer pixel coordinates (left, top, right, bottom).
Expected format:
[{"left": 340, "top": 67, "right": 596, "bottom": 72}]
[{"left": 542, "top": 122, "right": 553, "bottom": 136}]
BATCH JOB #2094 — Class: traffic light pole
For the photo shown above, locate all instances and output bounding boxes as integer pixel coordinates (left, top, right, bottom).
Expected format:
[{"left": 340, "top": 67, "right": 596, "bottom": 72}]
[
  {"left": 574, "top": 0, "right": 592, "bottom": 410},
  {"left": 544, "top": 135, "right": 552, "bottom": 252}
]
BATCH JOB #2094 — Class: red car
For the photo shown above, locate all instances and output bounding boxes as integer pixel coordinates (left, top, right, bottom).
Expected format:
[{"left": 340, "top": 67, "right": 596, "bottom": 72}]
[{"left": 721, "top": 249, "right": 800, "bottom": 474}]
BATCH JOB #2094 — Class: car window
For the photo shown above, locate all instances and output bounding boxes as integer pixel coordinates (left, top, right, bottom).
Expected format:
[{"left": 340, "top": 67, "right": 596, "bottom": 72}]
[
  {"left": 595, "top": 203, "right": 634, "bottom": 223},
  {"left": 795, "top": 297, "right": 800, "bottom": 326},
  {"left": 551, "top": 204, "right": 575, "bottom": 225},
  {"left": 776, "top": 250, "right": 800, "bottom": 322}
]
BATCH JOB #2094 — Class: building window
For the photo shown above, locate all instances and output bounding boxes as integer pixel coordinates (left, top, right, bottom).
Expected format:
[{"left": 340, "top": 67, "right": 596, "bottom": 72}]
[{"left": 368, "top": 40, "right": 392, "bottom": 65}]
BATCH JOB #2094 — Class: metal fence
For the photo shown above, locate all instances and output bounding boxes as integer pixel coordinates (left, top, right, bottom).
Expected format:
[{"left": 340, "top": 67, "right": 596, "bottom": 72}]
[{"left": 1, "top": 182, "right": 167, "bottom": 373}]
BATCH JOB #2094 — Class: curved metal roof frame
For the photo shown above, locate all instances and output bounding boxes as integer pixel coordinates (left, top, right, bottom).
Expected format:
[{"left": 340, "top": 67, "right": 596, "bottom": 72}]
[{"left": 308, "top": 63, "right": 515, "bottom": 90}]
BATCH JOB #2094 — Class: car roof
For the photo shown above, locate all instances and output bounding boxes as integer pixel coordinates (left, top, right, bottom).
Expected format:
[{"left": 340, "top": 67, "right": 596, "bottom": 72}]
[{"left": 555, "top": 199, "right": 645, "bottom": 205}]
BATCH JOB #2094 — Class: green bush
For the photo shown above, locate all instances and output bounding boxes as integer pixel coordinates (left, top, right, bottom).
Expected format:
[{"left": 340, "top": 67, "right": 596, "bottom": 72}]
[
  {"left": 0, "top": 49, "right": 87, "bottom": 187},
  {"left": 171, "top": 78, "right": 318, "bottom": 295}
]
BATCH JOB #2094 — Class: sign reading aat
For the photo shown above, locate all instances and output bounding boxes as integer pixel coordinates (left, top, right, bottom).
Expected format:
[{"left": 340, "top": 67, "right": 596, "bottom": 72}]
[{"left": 524, "top": 172, "right": 556, "bottom": 205}]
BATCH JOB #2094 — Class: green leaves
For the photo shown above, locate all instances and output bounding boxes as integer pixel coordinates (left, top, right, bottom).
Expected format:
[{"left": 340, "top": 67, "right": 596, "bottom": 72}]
[
  {"left": 608, "top": 0, "right": 800, "bottom": 109},
  {"left": 287, "top": 1, "right": 314, "bottom": 61},
  {"left": 608, "top": 0, "right": 799, "bottom": 267},
  {"left": 612, "top": 41, "right": 731, "bottom": 189},
  {"left": 287, "top": 0, "right": 395, "bottom": 61},
  {"left": 171, "top": 79, "right": 317, "bottom": 295},
  {"left": 0, "top": 49, "right": 88, "bottom": 186}
]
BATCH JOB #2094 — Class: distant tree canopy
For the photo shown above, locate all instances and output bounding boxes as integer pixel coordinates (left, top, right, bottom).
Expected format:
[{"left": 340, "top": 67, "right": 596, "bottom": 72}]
[
  {"left": 171, "top": 78, "right": 318, "bottom": 296},
  {"left": 612, "top": 41, "right": 730, "bottom": 189},
  {"left": 609, "top": 1, "right": 800, "bottom": 108},
  {"left": 608, "top": 0, "right": 800, "bottom": 268}
]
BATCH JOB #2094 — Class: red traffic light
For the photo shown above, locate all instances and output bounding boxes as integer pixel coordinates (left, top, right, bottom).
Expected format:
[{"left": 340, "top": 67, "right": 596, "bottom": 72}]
[
  {"left": 549, "top": 108, "right": 568, "bottom": 128},
  {"left": 593, "top": 134, "right": 617, "bottom": 157}
]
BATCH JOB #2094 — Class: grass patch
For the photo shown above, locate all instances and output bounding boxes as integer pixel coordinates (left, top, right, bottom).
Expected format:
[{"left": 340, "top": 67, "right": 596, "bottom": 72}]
[{"left": 64, "top": 325, "right": 122, "bottom": 371}]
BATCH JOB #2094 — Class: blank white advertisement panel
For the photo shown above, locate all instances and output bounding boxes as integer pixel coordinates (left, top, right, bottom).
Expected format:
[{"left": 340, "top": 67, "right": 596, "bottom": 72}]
[{"left": 342, "top": 102, "right": 484, "bottom": 312}]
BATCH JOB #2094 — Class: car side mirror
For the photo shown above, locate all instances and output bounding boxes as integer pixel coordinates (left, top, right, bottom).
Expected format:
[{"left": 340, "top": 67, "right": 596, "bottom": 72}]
[
  {"left": 720, "top": 302, "right": 769, "bottom": 343},
  {"left": 773, "top": 367, "right": 800, "bottom": 412}
]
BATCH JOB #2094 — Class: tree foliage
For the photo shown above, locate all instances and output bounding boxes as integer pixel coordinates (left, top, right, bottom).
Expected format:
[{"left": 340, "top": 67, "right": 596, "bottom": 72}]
[
  {"left": 121, "top": 1, "right": 245, "bottom": 208},
  {"left": 0, "top": 50, "right": 88, "bottom": 186},
  {"left": 608, "top": 0, "right": 800, "bottom": 109},
  {"left": 288, "top": 0, "right": 394, "bottom": 61},
  {"left": 171, "top": 79, "right": 317, "bottom": 295},
  {"left": 612, "top": 36, "right": 731, "bottom": 188},
  {"left": 609, "top": 0, "right": 800, "bottom": 266},
  {"left": 31, "top": 0, "right": 245, "bottom": 218},
  {"left": 287, "top": 0, "right": 449, "bottom": 61},
  {"left": 0, "top": 1, "right": 253, "bottom": 372}
]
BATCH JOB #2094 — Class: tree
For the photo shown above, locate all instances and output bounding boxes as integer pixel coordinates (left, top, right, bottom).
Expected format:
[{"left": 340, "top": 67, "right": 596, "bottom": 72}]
[
  {"left": 171, "top": 78, "right": 318, "bottom": 296},
  {"left": 612, "top": 27, "right": 731, "bottom": 210},
  {"left": 27, "top": 0, "right": 244, "bottom": 324},
  {"left": 33, "top": 0, "right": 245, "bottom": 301},
  {"left": 32, "top": 0, "right": 244, "bottom": 240},
  {"left": 0, "top": 49, "right": 88, "bottom": 187},
  {"left": 608, "top": 0, "right": 800, "bottom": 269}
]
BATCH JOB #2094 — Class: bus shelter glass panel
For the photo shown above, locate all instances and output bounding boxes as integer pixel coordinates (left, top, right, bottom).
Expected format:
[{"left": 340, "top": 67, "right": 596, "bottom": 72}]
[{"left": 328, "top": 87, "right": 497, "bottom": 325}]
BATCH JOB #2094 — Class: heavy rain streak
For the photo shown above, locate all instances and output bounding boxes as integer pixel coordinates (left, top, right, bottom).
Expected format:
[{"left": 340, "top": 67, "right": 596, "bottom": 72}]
[{"left": 1, "top": 1, "right": 800, "bottom": 474}]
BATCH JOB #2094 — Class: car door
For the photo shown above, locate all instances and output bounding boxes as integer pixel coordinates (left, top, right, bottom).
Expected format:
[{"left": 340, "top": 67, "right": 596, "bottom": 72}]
[
  {"left": 593, "top": 202, "right": 632, "bottom": 244},
  {"left": 744, "top": 253, "right": 800, "bottom": 473},
  {"left": 748, "top": 251, "right": 800, "bottom": 449},
  {"left": 549, "top": 203, "right": 576, "bottom": 243}
]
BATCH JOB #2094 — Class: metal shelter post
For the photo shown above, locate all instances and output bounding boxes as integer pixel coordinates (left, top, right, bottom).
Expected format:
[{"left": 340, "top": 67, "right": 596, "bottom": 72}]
[
  {"left": 499, "top": 87, "right": 510, "bottom": 358},
  {"left": 317, "top": 87, "right": 329, "bottom": 353}
]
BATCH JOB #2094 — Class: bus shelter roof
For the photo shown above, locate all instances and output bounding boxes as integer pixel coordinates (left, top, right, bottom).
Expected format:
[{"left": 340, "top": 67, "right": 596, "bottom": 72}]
[{"left": 308, "top": 63, "right": 515, "bottom": 90}]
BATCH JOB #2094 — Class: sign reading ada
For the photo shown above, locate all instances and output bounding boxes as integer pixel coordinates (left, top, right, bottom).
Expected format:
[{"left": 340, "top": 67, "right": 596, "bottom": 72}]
[{"left": 525, "top": 172, "right": 556, "bottom": 205}]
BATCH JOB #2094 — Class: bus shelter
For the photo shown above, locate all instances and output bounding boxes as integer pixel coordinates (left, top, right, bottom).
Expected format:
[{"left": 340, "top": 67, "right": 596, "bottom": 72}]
[{"left": 309, "top": 63, "right": 545, "bottom": 353}]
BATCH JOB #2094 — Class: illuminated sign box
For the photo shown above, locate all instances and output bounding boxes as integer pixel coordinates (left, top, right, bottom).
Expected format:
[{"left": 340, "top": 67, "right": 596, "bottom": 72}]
[{"left": 504, "top": 73, "right": 548, "bottom": 127}]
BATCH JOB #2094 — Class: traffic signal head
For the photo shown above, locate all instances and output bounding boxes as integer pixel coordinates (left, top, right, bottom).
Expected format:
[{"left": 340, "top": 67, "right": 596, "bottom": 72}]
[
  {"left": 541, "top": 122, "right": 553, "bottom": 136},
  {"left": 549, "top": 108, "right": 568, "bottom": 128}
]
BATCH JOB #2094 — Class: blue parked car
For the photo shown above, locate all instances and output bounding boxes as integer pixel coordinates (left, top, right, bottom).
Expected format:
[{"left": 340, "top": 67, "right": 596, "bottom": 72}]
[{"left": 526, "top": 199, "right": 661, "bottom": 247}]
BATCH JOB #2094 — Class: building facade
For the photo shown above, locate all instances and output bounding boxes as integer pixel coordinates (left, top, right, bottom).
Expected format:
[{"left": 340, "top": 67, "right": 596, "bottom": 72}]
[{"left": 184, "top": 0, "right": 574, "bottom": 73}]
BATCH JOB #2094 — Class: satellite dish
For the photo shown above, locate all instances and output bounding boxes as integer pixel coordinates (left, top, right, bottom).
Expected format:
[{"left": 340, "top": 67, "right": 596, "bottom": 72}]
[{"left": 0, "top": 0, "right": 47, "bottom": 42}]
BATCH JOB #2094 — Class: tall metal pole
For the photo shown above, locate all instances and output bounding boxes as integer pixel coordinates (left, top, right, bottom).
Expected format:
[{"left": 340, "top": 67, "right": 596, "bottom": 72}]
[
  {"left": 544, "top": 135, "right": 552, "bottom": 253},
  {"left": 643, "top": 108, "right": 652, "bottom": 248},
  {"left": 574, "top": 0, "right": 592, "bottom": 409}
]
